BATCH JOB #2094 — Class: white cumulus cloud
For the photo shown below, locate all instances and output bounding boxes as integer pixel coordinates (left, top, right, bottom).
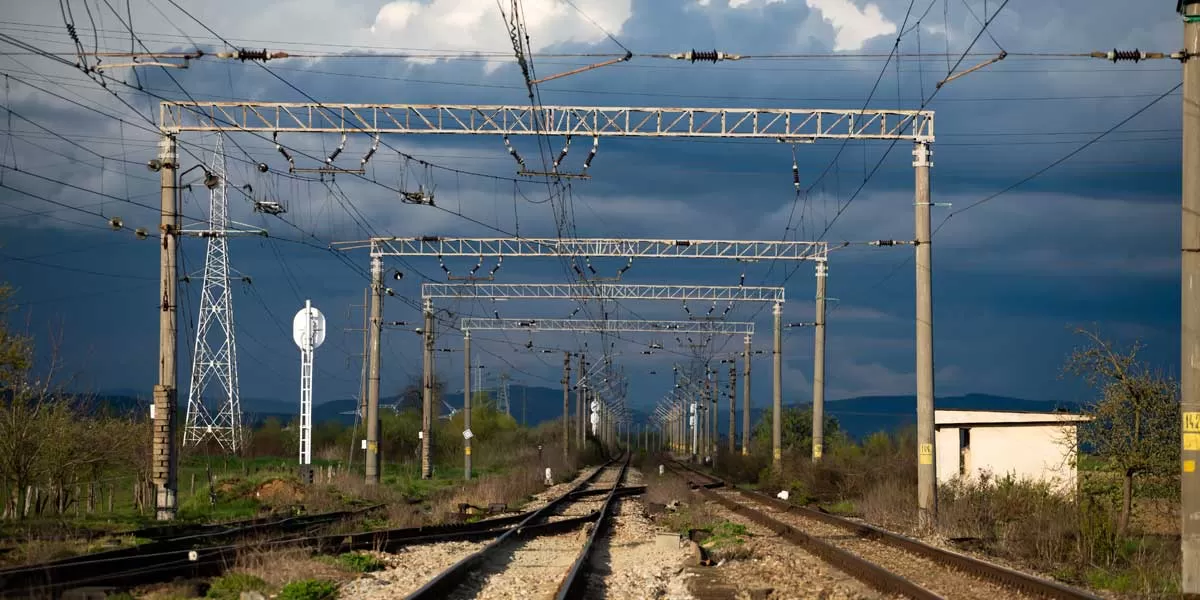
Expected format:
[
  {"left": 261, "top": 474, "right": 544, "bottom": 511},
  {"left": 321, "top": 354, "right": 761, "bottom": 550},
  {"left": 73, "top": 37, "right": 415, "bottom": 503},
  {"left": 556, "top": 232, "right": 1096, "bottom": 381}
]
[
  {"left": 805, "top": 0, "right": 895, "bottom": 51},
  {"left": 368, "top": 0, "right": 633, "bottom": 69}
]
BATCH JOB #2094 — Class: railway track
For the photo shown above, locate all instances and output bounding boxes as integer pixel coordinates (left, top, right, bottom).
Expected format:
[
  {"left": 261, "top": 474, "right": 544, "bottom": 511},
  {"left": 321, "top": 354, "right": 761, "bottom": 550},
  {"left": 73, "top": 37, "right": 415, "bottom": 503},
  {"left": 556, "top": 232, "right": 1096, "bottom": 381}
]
[
  {"left": 406, "top": 455, "right": 631, "bottom": 600},
  {"left": 0, "top": 505, "right": 384, "bottom": 597},
  {"left": 669, "top": 461, "right": 1103, "bottom": 600}
]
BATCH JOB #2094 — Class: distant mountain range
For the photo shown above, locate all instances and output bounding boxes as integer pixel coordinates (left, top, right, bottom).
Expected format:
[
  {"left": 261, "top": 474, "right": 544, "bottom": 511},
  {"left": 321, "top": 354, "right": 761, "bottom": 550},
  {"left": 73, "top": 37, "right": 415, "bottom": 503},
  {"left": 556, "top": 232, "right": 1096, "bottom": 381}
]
[{"left": 84, "top": 387, "right": 1082, "bottom": 440}]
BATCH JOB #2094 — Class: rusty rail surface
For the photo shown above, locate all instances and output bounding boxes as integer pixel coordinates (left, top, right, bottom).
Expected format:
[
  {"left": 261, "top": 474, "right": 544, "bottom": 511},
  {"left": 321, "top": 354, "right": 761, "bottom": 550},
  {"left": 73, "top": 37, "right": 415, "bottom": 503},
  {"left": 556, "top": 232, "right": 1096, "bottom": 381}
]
[
  {"left": 553, "top": 459, "right": 631, "bottom": 599},
  {"left": 406, "top": 455, "right": 626, "bottom": 600},
  {"left": 670, "top": 461, "right": 1103, "bottom": 600},
  {"left": 667, "top": 463, "right": 939, "bottom": 599},
  {"left": 2, "top": 463, "right": 634, "bottom": 598}
]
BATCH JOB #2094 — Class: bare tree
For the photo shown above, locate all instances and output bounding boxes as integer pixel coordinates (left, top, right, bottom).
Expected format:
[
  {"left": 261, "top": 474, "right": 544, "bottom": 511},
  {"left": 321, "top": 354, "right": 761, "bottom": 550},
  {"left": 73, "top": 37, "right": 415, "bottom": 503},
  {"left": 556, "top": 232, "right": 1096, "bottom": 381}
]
[{"left": 1064, "top": 326, "right": 1179, "bottom": 534}]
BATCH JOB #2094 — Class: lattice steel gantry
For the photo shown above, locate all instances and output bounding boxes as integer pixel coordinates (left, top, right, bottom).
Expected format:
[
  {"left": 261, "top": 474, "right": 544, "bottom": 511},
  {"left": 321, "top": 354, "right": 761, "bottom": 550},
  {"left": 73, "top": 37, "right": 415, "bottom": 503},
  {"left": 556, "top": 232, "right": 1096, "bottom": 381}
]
[
  {"left": 460, "top": 316, "right": 756, "bottom": 465},
  {"left": 158, "top": 99, "right": 936, "bottom": 522},
  {"left": 426, "top": 282, "right": 782, "bottom": 475}
]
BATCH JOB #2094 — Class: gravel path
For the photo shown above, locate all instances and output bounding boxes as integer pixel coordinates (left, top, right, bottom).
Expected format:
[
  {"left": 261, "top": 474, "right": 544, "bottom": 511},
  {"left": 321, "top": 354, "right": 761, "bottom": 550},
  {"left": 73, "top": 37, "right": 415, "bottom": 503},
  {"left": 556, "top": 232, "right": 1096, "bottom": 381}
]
[
  {"left": 448, "top": 526, "right": 590, "bottom": 600},
  {"left": 522, "top": 464, "right": 607, "bottom": 512},
  {"left": 444, "top": 464, "right": 629, "bottom": 599},
  {"left": 713, "top": 488, "right": 1040, "bottom": 600},
  {"left": 338, "top": 542, "right": 488, "bottom": 600},
  {"left": 583, "top": 495, "right": 697, "bottom": 600},
  {"left": 693, "top": 492, "right": 890, "bottom": 600}
]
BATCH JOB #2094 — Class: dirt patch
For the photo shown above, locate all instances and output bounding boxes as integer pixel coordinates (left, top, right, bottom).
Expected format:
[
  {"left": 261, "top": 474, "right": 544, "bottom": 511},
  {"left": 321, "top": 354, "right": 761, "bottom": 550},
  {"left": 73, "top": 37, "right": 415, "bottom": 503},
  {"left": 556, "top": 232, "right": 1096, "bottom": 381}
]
[
  {"left": 215, "top": 479, "right": 240, "bottom": 494},
  {"left": 256, "top": 479, "right": 305, "bottom": 506}
]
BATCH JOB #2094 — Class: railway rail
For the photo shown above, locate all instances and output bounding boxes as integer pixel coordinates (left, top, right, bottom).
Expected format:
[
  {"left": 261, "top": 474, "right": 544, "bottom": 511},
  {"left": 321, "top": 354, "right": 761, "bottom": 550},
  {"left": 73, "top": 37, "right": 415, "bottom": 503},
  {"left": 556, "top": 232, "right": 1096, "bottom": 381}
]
[
  {"left": 0, "top": 463, "right": 642, "bottom": 598},
  {"left": 668, "top": 461, "right": 1103, "bottom": 600},
  {"left": 406, "top": 455, "right": 631, "bottom": 600}
]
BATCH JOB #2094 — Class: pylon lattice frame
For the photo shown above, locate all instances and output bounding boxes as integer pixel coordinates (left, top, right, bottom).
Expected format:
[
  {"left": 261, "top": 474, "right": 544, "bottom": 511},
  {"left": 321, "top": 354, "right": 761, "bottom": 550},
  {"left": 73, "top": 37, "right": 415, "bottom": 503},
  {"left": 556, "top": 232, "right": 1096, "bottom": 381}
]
[
  {"left": 183, "top": 134, "right": 243, "bottom": 453},
  {"left": 460, "top": 317, "right": 755, "bottom": 335}
]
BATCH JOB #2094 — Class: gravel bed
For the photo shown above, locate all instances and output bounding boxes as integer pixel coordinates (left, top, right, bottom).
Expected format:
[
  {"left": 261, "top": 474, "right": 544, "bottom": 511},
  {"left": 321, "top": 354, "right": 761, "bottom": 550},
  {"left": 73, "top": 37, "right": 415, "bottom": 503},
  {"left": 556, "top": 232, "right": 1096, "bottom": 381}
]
[
  {"left": 696, "top": 493, "right": 891, "bottom": 600},
  {"left": 522, "top": 464, "right": 606, "bottom": 512},
  {"left": 714, "top": 489, "right": 1039, "bottom": 600},
  {"left": 585, "top": 489, "right": 698, "bottom": 600},
  {"left": 448, "top": 527, "right": 591, "bottom": 599},
  {"left": 581, "top": 465, "right": 624, "bottom": 491},
  {"left": 338, "top": 541, "right": 488, "bottom": 600}
]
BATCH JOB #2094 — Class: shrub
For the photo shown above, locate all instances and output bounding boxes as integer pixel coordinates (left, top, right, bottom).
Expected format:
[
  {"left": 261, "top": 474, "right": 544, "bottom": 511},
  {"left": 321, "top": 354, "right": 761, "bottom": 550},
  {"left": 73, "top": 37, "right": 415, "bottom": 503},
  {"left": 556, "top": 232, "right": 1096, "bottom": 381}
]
[
  {"left": 278, "top": 579, "right": 339, "bottom": 600},
  {"left": 206, "top": 573, "right": 270, "bottom": 600},
  {"left": 335, "top": 552, "right": 386, "bottom": 573}
]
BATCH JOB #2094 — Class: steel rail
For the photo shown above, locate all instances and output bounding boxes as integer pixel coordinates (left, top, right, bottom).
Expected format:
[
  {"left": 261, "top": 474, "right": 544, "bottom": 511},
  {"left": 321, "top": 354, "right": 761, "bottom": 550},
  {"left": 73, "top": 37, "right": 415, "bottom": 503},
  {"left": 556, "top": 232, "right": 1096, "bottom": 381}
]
[
  {"left": 405, "top": 457, "right": 624, "bottom": 600},
  {"left": 0, "top": 475, "right": 639, "bottom": 598},
  {"left": 671, "top": 462, "right": 1104, "bottom": 600},
  {"left": 0, "top": 505, "right": 383, "bottom": 591},
  {"left": 554, "top": 459, "right": 631, "bottom": 599},
  {"left": 667, "top": 463, "right": 940, "bottom": 599}
]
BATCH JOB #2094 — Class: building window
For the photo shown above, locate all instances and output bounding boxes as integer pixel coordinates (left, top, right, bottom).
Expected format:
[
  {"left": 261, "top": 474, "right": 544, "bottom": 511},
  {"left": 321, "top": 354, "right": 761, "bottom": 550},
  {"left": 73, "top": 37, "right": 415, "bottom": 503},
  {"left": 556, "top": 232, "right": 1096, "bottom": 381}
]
[{"left": 959, "top": 428, "right": 971, "bottom": 477}]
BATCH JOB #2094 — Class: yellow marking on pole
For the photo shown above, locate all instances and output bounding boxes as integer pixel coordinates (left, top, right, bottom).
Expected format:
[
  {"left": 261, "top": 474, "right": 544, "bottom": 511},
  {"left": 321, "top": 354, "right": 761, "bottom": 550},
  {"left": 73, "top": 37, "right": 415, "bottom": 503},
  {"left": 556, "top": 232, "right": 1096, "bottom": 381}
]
[
  {"left": 1185, "top": 459, "right": 1196, "bottom": 474},
  {"left": 919, "top": 443, "right": 934, "bottom": 465},
  {"left": 1185, "top": 412, "right": 1200, "bottom": 433},
  {"left": 1186, "top": 433, "right": 1200, "bottom": 452},
  {"left": 465, "top": 446, "right": 471, "bottom": 456},
  {"left": 773, "top": 448, "right": 782, "bottom": 460},
  {"left": 813, "top": 444, "right": 823, "bottom": 459}
]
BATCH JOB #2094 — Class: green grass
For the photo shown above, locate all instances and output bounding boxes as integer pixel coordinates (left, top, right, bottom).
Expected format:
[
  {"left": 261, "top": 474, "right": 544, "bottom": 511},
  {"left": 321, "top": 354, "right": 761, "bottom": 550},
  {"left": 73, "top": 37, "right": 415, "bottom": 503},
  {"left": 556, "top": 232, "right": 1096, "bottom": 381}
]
[
  {"left": 825, "top": 499, "right": 857, "bottom": 516},
  {"left": 334, "top": 552, "right": 386, "bottom": 573}
]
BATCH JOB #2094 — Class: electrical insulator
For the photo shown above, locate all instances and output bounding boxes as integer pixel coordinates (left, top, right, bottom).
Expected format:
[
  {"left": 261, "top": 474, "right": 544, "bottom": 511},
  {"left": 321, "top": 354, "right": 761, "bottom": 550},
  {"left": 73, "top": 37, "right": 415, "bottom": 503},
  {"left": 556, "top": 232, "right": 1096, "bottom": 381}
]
[
  {"left": 503, "top": 136, "right": 526, "bottom": 170},
  {"left": 670, "top": 49, "right": 743, "bottom": 63},
  {"left": 870, "top": 240, "right": 898, "bottom": 247},
  {"left": 361, "top": 136, "right": 379, "bottom": 167},
  {"left": 1095, "top": 49, "right": 1148, "bottom": 63},
  {"left": 792, "top": 160, "right": 800, "bottom": 191}
]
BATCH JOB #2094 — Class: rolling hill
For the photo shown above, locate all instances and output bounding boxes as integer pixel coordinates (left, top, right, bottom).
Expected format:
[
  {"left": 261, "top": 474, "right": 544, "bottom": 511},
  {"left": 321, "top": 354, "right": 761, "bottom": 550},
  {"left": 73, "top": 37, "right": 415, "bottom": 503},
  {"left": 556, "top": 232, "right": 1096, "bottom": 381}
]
[{"left": 86, "top": 387, "right": 1081, "bottom": 441}]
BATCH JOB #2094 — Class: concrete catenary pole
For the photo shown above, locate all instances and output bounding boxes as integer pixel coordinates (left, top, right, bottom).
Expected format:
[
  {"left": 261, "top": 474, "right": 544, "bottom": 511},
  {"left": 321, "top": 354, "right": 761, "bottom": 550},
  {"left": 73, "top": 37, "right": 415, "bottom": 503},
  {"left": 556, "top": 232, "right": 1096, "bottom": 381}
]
[
  {"left": 420, "top": 298, "right": 434, "bottom": 480},
  {"left": 772, "top": 301, "right": 783, "bottom": 471},
  {"left": 812, "top": 258, "right": 828, "bottom": 462},
  {"left": 153, "top": 134, "right": 180, "bottom": 521},
  {"left": 576, "top": 355, "right": 584, "bottom": 448},
  {"left": 463, "top": 330, "right": 472, "bottom": 480},
  {"left": 352, "top": 287, "right": 369, "bottom": 468},
  {"left": 1181, "top": 1, "right": 1200, "bottom": 592},
  {"left": 365, "top": 255, "right": 383, "bottom": 485},
  {"left": 709, "top": 370, "right": 718, "bottom": 466},
  {"left": 914, "top": 139, "right": 937, "bottom": 529},
  {"left": 562, "top": 352, "right": 571, "bottom": 458},
  {"left": 728, "top": 366, "right": 737, "bottom": 454},
  {"left": 743, "top": 335, "right": 752, "bottom": 455}
]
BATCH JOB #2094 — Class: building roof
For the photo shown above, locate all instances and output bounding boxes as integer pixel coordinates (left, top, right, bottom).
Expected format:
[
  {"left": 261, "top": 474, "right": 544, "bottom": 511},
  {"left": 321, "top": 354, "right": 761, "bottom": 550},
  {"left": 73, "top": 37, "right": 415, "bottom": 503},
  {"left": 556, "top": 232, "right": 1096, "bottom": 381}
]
[{"left": 934, "top": 409, "right": 1090, "bottom": 427}]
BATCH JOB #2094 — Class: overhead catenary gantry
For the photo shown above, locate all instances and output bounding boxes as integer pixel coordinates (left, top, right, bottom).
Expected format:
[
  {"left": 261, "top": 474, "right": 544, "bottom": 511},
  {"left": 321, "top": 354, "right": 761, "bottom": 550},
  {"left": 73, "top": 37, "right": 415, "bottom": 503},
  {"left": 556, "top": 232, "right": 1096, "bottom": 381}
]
[
  {"left": 461, "top": 316, "right": 756, "bottom": 470},
  {"left": 427, "top": 283, "right": 781, "bottom": 479},
  {"left": 341, "top": 238, "right": 830, "bottom": 485},
  {"left": 344, "top": 237, "right": 827, "bottom": 261},
  {"left": 459, "top": 317, "right": 755, "bottom": 335},
  {"left": 158, "top": 102, "right": 933, "bottom": 142},
  {"left": 155, "top": 98, "right": 936, "bottom": 526}
]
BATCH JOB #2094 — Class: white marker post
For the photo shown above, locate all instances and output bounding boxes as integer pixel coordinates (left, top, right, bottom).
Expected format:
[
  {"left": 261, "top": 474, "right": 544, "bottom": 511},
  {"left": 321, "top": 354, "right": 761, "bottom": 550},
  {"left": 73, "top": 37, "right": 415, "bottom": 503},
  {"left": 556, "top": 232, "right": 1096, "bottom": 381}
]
[{"left": 293, "top": 300, "right": 326, "bottom": 483}]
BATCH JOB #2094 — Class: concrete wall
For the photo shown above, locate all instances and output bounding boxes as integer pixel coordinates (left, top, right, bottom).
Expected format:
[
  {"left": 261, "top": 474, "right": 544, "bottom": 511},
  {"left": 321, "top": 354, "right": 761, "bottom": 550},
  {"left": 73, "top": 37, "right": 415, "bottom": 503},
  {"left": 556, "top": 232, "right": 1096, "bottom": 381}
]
[{"left": 935, "top": 423, "right": 1080, "bottom": 494}]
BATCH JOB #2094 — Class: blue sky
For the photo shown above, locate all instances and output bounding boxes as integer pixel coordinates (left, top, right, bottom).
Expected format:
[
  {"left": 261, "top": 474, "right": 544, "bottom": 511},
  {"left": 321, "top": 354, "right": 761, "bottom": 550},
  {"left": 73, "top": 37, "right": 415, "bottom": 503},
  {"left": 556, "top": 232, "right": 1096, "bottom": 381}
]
[{"left": 0, "top": 0, "right": 1182, "bottom": 414}]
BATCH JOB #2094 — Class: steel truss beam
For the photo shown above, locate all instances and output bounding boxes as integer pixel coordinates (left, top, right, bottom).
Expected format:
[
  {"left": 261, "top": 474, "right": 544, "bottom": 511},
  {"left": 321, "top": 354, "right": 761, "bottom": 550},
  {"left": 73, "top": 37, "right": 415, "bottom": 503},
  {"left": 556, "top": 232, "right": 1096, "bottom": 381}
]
[
  {"left": 422, "top": 283, "right": 784, "bottom": 303},
  {"left": 461, "top": 317, "right": 755, "bottom": 335},
  {"left": 346, "top": 237, "right": 827, "bottom": 261},
  {"left": 159, "top": 102, "right": 934, "bottom": 142}
]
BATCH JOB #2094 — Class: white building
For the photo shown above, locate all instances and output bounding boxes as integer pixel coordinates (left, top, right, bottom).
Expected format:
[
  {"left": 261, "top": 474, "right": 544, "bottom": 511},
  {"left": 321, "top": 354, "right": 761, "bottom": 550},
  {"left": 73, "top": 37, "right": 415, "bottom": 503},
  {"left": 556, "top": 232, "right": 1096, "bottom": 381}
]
[{"left": 934, "top": 409, "right": 1091, "bottom": 494}]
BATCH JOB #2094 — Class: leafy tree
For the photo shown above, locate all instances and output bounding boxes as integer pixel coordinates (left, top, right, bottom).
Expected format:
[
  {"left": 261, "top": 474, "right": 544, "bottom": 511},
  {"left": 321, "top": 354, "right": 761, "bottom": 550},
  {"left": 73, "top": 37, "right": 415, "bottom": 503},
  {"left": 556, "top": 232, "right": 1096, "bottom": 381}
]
[
  {"left": 751, "top": 405, "right": 843, "bottom": 455},
  {"left": 1064, "top": 326, "right": 1179, "bottom": 534}
]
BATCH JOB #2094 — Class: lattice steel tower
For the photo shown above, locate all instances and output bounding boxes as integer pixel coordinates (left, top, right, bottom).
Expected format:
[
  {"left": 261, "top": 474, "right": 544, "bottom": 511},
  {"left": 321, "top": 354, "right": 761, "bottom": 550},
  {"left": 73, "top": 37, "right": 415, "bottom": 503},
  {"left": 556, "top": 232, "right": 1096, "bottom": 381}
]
[
  {"left": 497, "top": 371, "right": 511, "bottom": 417},
  {"left": 184, "top": 134, "right": 244, "bottom": 453}
]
